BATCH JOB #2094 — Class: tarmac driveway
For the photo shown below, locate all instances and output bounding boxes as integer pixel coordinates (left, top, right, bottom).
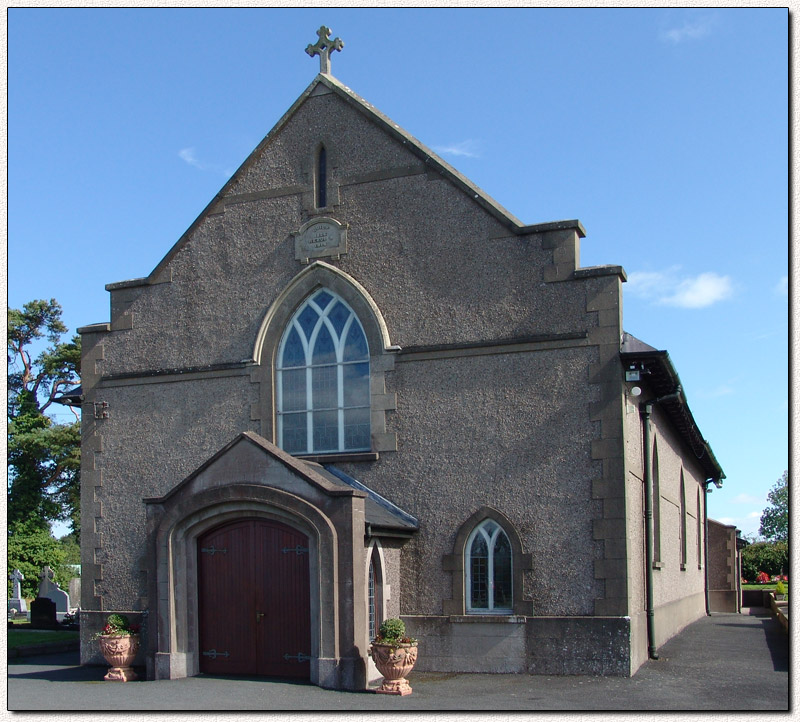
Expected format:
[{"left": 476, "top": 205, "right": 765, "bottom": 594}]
[{"left": 7, "top": 608, "right": 789, "bottom": 712}]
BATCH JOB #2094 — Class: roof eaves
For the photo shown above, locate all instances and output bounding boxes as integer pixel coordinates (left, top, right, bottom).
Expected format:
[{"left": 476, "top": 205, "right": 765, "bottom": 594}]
[{"left": 621, "top": 344, "right": 725, "bottom": 482}]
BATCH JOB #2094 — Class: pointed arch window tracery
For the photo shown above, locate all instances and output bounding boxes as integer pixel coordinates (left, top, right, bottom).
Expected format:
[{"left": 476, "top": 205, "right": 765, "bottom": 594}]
[
  {"left": 465, "top": 519, "right": 513, "bottom": 614},
  {"left": 277, "top": 288, "right": 370, "bottom": 455}
]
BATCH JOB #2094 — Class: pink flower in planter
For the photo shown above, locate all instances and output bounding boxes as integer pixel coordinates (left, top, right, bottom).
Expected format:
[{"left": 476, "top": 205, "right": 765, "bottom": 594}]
[{"left": 756, "top": 571, "right": 771, "bottom": 584}]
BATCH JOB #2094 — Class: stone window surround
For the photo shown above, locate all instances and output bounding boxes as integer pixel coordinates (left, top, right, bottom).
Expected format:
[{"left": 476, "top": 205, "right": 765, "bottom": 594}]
[
  {"left": 652, "top": 438, "right": 662, "bottom": 566},
  {"left": 303, "top": 137, "right": 341, "bottom": 217},
  {"left": 465, "top": 518, "right": 513, "bottom": 614},
  {"left": 251, "top": 261, "right": 398, "bottom": 461},
  {"left": 365, "top": 540, "right": 387, "bottom": 640},
  {"left": 442, "top": 506, "right": 533, "bottom": 617},
  {"left": 679, "top": 470, "right": 688, "bottom": 571}
]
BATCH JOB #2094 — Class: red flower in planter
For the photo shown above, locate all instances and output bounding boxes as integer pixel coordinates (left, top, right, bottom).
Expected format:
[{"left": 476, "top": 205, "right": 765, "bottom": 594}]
[{"left": 756, "top": 571, "right": 771, "bottom": 584}]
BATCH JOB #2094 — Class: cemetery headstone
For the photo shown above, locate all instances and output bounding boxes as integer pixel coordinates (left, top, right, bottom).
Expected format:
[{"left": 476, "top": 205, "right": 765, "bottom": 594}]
[
  {"left": 8, "top": 569, "right": 27, "bottom": 615},
  {"left": 30, "top": 597, "right": 58, "bottom": 629},
  {"left": 68, "top": 577, "right": 81, "bottom": 610},
  {"left": 38, "top": 565, "right": 70, "bottom": 620}
]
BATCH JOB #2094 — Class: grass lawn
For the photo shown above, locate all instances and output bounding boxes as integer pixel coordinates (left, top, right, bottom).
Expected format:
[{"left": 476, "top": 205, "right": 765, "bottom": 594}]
[
  {"left": 7, "top": 629, "right": 79, "bottom": 649},
  {"left": 742, "top": 584, "right": 789, "bottom": 591}
]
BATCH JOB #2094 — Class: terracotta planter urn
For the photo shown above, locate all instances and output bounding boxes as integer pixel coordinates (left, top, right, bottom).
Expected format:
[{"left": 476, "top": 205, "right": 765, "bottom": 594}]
[
  {"left": 370, "top": 642, "right": 418, "bottom": 696},
  {"left": 98, "top": 634, "right": 140, "bottom": 681}
]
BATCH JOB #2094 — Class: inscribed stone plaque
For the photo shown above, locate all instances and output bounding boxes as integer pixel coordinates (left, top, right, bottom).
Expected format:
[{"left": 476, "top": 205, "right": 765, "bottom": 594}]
[{"left": 294, "top": 217, "right": 348, "bottom": 264}]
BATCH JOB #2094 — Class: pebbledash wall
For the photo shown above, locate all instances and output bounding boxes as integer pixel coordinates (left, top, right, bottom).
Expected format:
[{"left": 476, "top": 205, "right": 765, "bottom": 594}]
[
  {"left": 707, "top": 519, "right": 743, "bottom": 613},
  {"left": 623, "top": 401, "right": 710, "bottom": 672},
  {"left": 77, "top": 70, "right": 721, "bottom": 683}
]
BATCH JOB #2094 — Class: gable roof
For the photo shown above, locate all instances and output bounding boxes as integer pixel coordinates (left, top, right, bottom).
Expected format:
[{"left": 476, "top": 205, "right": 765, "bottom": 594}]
[
  {"left": 143, "top": 431, "right": 417, "bottom": 536},
  {"left": 144, "top": 431, "right": 362, "bottom": 503},
  {"left": 620, "top": 332, "right": 725, "bottom": 482},
  {"left": 108, "top": 73, "right": 586, "bottom": 291}
]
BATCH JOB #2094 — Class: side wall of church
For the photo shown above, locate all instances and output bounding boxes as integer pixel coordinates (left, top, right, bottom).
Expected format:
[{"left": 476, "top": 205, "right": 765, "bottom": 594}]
[{"left": 623, "top": 397, "right": 708, "bottom": 672}]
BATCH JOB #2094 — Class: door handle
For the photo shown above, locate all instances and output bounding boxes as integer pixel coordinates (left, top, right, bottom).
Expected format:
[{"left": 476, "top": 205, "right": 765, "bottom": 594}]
[{"left": 256, "top": 612, "right": 265, "bottom": 623}]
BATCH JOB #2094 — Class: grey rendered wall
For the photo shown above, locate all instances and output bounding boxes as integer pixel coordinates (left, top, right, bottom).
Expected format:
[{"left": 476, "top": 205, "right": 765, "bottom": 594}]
[
  {"left": 622, "top": 395, "right": 708, "bottom": 669},
  {"left": 81, "top": 80, "right": 633, "bottom": 672},
  {"left": 341, "top": 344, "right": 603, "bottom": 617}
]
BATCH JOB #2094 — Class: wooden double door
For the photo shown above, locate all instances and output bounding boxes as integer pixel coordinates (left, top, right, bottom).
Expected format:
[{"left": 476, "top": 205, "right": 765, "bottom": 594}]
[{"left": 197, "top": 518, "right": 311, "bottom": 678}]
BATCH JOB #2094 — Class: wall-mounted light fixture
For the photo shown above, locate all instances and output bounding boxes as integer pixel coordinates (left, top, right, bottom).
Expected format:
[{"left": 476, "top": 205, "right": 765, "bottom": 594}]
[{"left": 625, "top": 362, "right": 647, "bottom": 382}]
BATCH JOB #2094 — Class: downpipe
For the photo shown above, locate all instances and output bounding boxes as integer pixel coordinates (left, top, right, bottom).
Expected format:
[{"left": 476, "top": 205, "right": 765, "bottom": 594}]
[
  {"left": 640, "top": 401, "right": 659, "bottom": 660},
  {"left": 640, "top": 388, "right": 681, "bottom": 661}
]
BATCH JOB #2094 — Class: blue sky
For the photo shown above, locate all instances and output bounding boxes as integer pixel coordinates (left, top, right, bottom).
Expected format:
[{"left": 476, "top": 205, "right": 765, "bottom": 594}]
[{"left": 8, "top": 8, "right": 788, "bottom": 538}]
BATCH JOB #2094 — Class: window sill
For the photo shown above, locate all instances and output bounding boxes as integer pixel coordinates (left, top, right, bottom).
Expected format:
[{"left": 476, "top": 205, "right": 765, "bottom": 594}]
[
  {"left": 652, "top": 561, "right": 665, "bottom": 570},
  {"left": 680, "top": 563, "right": 687, "bottom": 571},
  {"left": 449, "top": 615, "right": 526, "bottom": 624},
  {"left": 296, "top": 452, "right": 379, "bottom": 464}
]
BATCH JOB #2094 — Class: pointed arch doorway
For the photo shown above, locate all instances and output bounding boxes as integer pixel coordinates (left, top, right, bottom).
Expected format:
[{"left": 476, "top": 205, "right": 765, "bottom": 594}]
[{"left": 197, "top": 518, "right": 311, "bottom": 679}]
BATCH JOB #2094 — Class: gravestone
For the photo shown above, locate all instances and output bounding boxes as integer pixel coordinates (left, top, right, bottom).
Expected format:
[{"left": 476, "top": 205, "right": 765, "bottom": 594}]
[
  {"left": 30, "top": 597, "right": 58, "bottom": 629},
  {"left": 68, "top": 577, "right": 81, "bottom": 610},
  {"left": 38, "top": 565, "right": 70, "bottom": 620},
  {"left": 8, "top": 569, "right": 27, "bottom": 615}
]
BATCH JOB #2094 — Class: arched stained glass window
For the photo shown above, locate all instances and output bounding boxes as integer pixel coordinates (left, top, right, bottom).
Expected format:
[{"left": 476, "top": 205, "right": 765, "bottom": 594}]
[
  {"left": 466, "top": 519, "right": 513, "bottom": 614},
  {"left": 277, "top": 289, "right": 370, "bottom": 455}
]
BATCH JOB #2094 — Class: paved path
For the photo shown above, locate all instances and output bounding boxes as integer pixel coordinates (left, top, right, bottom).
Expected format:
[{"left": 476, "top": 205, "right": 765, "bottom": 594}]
[{"left": 7, "top": 609, "right": 789, "bottom": 712}]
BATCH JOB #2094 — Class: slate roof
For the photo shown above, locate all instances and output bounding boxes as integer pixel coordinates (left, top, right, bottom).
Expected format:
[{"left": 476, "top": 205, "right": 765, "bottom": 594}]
[
  {"left": 620, "top": 332, "right": 725, "bottom": 482},
  {"left": 314, "top": 464, "right": 418, "bottom": 537},
  {"left": 144, "top": 432, "right": 418, "bottom": 537}
]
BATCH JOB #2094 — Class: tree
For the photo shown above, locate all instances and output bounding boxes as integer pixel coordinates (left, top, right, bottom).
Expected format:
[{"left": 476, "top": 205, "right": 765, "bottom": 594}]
[
  {"left": 741, "top": 540, "right": 788, "bottom": 582},
  {"left": 8, "top": 299, "right": 81, "bottom": 535},
  {"left": 7, "top": 523, "right": 69, "bottom": 599},
  {"left": 759, "top": 470, "right": 788, "bottom": 542}
]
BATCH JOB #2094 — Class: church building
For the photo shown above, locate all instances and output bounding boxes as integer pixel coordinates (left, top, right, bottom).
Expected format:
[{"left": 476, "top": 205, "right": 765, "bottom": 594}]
[{"left": 76, "top": 28, "right": 725, "bottom": 689}]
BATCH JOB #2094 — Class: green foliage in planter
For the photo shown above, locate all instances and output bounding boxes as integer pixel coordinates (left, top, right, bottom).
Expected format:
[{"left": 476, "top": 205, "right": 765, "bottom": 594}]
[
  {"left": 373, "top": 617, "right": 417, "bottom": 647},
  {"left": 775, "top": 581, "right": 787, "bottom": 596},
  {"left": 106, "top": 614, "right": 131, "bottom": 631},
  {"left": 378, "top": 618, "right": 406, "bottom": 641}
]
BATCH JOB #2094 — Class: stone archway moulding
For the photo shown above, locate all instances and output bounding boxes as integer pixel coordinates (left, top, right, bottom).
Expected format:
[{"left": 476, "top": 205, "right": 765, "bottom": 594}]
[
  {"left": 146, "top": 484, "right": 341, "bottom": 687},
  {"left": 251, "top": 260, "right": 397, "bottom": 364},
  {"left": 441, "top": 506, "right": 534, "bottom": 616}
]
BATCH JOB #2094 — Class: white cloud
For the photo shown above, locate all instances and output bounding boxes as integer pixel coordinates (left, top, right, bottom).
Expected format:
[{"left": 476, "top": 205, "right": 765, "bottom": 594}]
[
  {"left": 774, "top": 275, "right": 788, "bottom": 298},
  {"left": 716, "top": 517, "right": 736, "bottom": 526},
  {"left": 179, "top": 147, "right": 233, "bottom": 178},
  {"left": 698, "top": 384, "right": 734, "bottom": 399},
  {"left": 661, "top": 14, "right": 717, "bottom": 44},
  {"left": 432, "top": 140, "right": 481, "bottom": 159},
  {"left": 732, "top": 493, "right": 761, "bottom": 505},
  {"left": 661, "top": 272, "right": 733, "bottom": 308},
  {"left": 626, "top": 267, "right": 734, "bottom": 309},
  {"left": 747, "top": 511, "right": 762, "bottom": 519},
  {"left": 179, "top": 147, "right": 204, "bottom": 169}
]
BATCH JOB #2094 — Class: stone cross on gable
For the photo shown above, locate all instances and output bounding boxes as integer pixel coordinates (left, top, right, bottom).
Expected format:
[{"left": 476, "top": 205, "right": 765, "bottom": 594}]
[{"left": 305, "top": 26, "right": 344, "bottom": 75}]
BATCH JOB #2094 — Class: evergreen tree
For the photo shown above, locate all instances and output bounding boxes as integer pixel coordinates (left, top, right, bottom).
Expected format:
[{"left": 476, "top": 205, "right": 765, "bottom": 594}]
[
  {"left": 8, "top": 299, "right": 81, "bottom": 535},
  {"left": 759, "top": 470, "right": 788, "bottom": 542}
]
